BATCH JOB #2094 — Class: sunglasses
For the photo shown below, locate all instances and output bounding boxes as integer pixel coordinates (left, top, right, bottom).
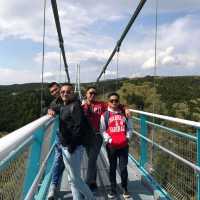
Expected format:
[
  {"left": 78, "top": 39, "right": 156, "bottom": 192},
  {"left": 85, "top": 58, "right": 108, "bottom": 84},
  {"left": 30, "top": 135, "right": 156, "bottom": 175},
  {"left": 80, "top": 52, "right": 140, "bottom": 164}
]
[
  {"left": 109, "top": 99, "right": 119, "bottom": 103},
  {"left": 60, "top": 90, "right": 71, "bottom": 94},
  {"left": 89, "top": 91, "right": 97, "bottom": 95}
]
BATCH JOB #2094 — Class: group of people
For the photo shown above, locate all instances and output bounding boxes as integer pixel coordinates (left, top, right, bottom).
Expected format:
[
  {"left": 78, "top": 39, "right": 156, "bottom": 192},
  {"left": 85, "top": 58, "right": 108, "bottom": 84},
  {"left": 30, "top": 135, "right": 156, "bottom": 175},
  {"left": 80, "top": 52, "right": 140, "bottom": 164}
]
[{"left": 47, "top": 82, "right": 133, "bottom": 200}]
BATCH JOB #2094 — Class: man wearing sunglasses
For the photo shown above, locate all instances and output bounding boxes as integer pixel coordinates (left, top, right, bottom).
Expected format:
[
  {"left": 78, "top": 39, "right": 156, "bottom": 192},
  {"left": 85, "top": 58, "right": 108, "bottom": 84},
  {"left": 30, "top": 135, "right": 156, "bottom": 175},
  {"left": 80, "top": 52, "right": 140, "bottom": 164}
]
[
  {"left": 82, "top": 86, "right": 106, "bottom": 191},
  {"left": 49, "top": 83, "right": 95, "bottom": 200},
  {"left": 82, "top": 87, "right": 131, "bottom": 192},
  {"left": 100, "top": 93, "right": 132, "bottom": 199}
]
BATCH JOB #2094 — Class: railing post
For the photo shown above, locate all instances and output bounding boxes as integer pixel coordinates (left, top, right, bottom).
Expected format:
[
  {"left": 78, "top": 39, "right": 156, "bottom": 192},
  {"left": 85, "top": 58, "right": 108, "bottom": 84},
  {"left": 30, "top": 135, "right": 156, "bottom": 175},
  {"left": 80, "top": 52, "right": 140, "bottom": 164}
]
[
  {"left": 22, "top": 126, "right": 45, "bottom": 199},
  {"left": 140, "top": 114, "right": 148, "bottom": 168},
  {"left": 197, "top": 128, "right": 200, "bottom": 200}
]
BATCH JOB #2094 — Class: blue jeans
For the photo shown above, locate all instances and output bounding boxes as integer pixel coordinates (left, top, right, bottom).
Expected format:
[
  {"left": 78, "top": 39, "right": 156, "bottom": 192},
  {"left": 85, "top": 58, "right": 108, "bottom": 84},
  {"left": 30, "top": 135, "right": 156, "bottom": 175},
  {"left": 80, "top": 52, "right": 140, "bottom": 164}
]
[
  {"left": 62, "top": 145, "right": 95, "bottom": 200},
  {"left": 51, "top": 131, "right": 65, "bottom": 186}
]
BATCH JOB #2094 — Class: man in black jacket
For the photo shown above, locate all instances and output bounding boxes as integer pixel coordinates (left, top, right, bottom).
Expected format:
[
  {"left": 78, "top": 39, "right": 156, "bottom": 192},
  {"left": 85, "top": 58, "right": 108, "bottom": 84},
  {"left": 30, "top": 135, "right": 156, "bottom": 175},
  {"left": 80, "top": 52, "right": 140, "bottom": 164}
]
[{"left": 50, "top": 83, "right": 95, "bottom": 200}]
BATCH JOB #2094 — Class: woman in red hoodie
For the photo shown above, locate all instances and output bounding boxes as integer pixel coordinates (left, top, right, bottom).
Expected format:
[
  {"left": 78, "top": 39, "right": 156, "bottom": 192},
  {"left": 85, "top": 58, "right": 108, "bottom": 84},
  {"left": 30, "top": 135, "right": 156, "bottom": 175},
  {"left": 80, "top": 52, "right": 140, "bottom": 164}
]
[{"left": 100, "top": 93, "right": 132, "bottom": 199}]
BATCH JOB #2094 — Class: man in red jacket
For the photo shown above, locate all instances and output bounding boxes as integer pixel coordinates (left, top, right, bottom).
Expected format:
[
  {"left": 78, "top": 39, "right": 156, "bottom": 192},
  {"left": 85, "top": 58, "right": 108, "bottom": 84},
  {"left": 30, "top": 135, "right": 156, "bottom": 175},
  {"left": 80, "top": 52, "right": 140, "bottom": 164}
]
[
  {"left": 82, "top": 87, "right": 131, "bottom": 192},
  {"left": 82, "top": 86, "right": 106, "bottom": 190},
  {"left": 100, "top": 92, "right": 132, "bottom": 199}
]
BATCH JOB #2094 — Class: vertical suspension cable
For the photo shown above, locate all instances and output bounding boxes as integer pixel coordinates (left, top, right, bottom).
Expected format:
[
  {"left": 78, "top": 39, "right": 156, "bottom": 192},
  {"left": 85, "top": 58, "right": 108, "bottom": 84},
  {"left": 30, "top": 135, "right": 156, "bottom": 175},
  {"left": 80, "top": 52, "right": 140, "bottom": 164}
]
[
  {"left": 116, "top": 46, "right": 120, "bottom": 90},
  {"left": 40, "top": 0, "right": 47, "bottom": 115},
  {"left": 150, "top": 0, "right": 159, "bottom": 170},
  {"left": 103, "top": 71, "right": 106, "bottom": 100},
  {"left": 74, "top": 64, "right": 78, "bottom": 93},
  {"left": 153, "top": 0, "right": 158, "bottom": 85},
  {"left": 59, "top": 49, "right": 62, "bottom": 83}
]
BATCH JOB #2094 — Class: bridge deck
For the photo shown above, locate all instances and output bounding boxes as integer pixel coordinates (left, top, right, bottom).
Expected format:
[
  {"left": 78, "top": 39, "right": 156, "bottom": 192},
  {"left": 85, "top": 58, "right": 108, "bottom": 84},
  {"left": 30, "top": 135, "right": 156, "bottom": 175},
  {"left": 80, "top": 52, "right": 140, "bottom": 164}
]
[{"left": 49, "top": 148, "right": 154, "bottom": 200}]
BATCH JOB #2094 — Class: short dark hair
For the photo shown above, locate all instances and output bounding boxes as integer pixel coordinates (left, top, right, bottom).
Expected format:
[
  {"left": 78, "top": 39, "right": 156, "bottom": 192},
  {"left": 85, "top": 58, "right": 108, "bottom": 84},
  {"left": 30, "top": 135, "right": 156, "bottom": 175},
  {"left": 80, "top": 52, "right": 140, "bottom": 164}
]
[
  {"left": 61, "top": 83, "right": 74, "bottom": 88},
  {"left": 49, "top": 82, "right": 59, "bottom": 89},
  {"left": 107, "top": 92, "right": 120, "bottom": 99},
  {"left": 86, "top": 86, "right": 96, "bottom": 93}
]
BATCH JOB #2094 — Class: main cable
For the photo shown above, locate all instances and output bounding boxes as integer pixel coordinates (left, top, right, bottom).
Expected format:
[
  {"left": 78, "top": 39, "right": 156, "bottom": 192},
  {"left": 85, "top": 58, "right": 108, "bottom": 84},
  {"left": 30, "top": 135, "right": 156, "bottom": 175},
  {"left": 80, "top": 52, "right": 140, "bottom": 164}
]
[{"left": 51, "top": 0, "right": 70, "bottom": 83}]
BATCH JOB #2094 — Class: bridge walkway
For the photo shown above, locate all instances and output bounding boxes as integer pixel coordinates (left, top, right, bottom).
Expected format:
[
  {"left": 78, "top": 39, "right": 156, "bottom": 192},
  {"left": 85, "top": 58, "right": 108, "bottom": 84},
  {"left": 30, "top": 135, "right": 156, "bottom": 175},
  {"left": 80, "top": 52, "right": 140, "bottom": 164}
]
[{"left": 50, "top": 147, "right": 154, "bottom": 200}]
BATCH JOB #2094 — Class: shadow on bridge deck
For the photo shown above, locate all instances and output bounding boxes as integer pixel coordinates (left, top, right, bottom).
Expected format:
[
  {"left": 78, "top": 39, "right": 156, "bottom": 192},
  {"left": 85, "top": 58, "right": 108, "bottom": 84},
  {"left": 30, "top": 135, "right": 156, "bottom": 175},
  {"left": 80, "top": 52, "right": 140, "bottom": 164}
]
[{"left": 48, "top": 148, "right": 154, "bottom": 200}]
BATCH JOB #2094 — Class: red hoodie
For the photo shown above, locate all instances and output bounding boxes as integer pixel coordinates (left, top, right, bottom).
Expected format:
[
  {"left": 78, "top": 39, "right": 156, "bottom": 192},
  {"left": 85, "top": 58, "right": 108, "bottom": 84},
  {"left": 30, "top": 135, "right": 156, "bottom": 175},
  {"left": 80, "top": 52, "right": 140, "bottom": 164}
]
[{"left": 102, "top": 111, "right": 128, "bottom": 149}]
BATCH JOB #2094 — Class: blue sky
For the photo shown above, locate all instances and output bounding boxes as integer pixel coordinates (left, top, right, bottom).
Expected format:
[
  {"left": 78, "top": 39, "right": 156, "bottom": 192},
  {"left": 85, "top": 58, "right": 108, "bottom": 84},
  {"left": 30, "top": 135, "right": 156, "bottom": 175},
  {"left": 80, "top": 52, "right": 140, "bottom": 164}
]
[{"left": 0, "top": 0, "right": 200, "bottom": 85}]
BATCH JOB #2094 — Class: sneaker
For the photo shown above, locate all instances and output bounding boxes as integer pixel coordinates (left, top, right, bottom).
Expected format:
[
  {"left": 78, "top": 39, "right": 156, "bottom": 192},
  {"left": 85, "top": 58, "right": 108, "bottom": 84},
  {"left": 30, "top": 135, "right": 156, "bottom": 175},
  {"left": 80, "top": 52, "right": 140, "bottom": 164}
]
[
  {"left": 122, "top": 188, "right": 130, "bottom": 199},
  {"left": 47, "top": 184, "right": 57, "bottom": 200},
  {"left": 108, "top": 189, "right": 117, "bottom": 199}
]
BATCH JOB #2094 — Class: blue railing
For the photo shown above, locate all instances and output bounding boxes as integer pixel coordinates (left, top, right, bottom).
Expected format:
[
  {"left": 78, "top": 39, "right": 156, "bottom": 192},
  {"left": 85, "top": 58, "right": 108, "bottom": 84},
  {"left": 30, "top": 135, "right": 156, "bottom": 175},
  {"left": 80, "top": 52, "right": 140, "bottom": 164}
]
[
  {"left": 0, "top": 116, "right": 59, "bottom": 200},
  {"left": 129, "top": 109, "right": 200, "bottom": 200},
  {"left": 1, "top": 110, "right": 200, "bottom": 200}
]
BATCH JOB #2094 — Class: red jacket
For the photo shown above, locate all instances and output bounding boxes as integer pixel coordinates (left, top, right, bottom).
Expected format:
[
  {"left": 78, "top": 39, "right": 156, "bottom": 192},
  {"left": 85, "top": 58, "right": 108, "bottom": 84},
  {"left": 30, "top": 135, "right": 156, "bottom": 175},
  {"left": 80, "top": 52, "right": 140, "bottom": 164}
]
[{"left": 82, "top": 101, "right": 107, "bottom": 132}]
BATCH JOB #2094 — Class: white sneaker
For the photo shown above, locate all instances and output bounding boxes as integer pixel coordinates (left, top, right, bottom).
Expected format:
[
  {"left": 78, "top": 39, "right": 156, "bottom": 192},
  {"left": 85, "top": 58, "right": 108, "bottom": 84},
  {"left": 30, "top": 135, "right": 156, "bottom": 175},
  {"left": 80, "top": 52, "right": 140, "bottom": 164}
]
[
  {"left": 107, "top": 189, "right": 117, "bottom": 199},
  {"left": 47, "top": 184, "right": 57, "bottom": 200}
]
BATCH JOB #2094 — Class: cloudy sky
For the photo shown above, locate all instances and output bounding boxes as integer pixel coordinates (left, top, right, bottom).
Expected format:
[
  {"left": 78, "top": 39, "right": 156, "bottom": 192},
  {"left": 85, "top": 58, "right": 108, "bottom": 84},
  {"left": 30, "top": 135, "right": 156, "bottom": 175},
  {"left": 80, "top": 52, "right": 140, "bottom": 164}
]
[{"left": 0, "top": 0, "right": 199, "bottom": 85}]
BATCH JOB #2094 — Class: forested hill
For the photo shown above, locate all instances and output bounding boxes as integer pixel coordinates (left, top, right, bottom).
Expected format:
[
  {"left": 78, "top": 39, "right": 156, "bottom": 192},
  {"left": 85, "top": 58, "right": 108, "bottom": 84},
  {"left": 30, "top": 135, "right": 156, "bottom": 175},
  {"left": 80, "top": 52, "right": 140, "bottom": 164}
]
[
  {"left": 0, "top": 83, "right": 52, "bottom": 133},
  {"left": 0, "top": 76, "right": 200, "bottom": 134}
]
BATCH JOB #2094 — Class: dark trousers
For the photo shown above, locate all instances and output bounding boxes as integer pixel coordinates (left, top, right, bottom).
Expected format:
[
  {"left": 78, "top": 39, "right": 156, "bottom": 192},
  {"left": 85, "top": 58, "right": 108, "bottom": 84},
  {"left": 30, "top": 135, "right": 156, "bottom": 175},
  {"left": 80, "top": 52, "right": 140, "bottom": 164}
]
[
  {"left": 106, "top": 145, "right": 129, "bottom": 190},
  {"left": 85, "top": 133, "right": 103, "bottom": 184}
]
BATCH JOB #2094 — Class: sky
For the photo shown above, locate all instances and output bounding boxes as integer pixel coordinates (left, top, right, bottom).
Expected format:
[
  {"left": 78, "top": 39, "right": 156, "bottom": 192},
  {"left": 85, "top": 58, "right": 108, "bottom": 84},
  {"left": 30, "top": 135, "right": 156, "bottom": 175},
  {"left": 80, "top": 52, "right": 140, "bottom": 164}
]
[{"left": 0, "top": 0, "right": 199, "bottom": 85}]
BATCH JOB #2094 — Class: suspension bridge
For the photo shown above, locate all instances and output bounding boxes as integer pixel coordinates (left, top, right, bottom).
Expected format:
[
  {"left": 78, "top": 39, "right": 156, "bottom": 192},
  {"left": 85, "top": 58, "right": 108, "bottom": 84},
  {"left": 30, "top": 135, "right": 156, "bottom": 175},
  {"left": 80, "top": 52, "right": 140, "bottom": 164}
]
[{"left": 0, "top": 0, "right": 200, "bottom": 200}]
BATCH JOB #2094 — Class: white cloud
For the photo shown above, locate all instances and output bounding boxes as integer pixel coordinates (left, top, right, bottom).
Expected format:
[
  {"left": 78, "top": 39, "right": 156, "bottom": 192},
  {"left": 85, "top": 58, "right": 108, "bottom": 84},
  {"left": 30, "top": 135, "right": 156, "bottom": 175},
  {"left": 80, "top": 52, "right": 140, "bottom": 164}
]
[
  {"left": 105, "top": 70, "right": 116, "bottom": 76},
  {"left": 0, "top": 1, "right": 200, "bottom": 84},
  {"left": 0, "top": 68, "right": 40, "bottom": 85},
  {"left": 141, "top": 15, "right": 200, "bottom": 71},
  {"left": 129, "top": 73, "right": 143, "bottom": 78},
  {"left": 29, "top": 13, "right": 200, "bottom": 82}
]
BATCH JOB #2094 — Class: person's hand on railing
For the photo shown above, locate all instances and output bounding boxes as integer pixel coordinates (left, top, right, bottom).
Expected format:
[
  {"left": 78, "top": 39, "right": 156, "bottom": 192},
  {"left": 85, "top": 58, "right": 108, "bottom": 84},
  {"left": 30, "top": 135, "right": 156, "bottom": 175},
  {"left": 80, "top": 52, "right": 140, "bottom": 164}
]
[
  {"left": 47, "top": 109, "right": 56, "bottom": 117},
  {"left": 125, "top": 109, "right": 131, "bottom": 118}
]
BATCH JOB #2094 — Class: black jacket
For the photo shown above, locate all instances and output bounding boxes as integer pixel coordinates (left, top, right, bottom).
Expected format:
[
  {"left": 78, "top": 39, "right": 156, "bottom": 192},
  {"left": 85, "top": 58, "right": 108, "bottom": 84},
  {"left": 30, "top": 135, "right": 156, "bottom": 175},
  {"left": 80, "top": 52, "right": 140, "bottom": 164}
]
[
  {"left": 50, "top": 96, "right": 63, "bottom": 109},
  {"left": 59, "top": 99, "right": 95, "bottom": 151}
]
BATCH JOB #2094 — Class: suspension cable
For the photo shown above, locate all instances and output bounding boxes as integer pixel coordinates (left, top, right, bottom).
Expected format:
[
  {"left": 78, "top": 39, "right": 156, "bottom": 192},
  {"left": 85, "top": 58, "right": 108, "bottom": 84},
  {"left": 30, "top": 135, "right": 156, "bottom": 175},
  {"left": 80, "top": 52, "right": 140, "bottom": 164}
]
[
  {"left": 150, "top": 0, "right": 159, "bottom": 170},
  {"left": 116, "top": 46, "right": 120, "bottom": 90},
  {"left": 40, "top": 0, "right": 47, "bottom": 115},
  {"left": 153, "top": 0, "right": 158, "bottom": 117},
  {"left": 103, "top": 72, "right": 106, "bottom": 100},
  {"left": 96, "top": 0, "right": 147, "bottom": 83},
  {"left": 51, "top": 0, "right": 70, "bottom": 83},
  {"left": 59, "top": 48, "right": 62, "bottom": 83}
]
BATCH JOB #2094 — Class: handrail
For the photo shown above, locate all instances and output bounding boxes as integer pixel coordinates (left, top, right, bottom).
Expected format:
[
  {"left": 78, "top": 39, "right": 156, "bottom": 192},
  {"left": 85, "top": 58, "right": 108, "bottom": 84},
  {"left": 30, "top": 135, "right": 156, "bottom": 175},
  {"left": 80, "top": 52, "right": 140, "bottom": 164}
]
[
  {"left": 133, "top": 130, "right": 200, "bottom": 173},
  {"left": 129, "top": 109, "right": 200, "bottom": 128},
  {"left": 0, "top": 115, "right": 54, "bottom": 161}
]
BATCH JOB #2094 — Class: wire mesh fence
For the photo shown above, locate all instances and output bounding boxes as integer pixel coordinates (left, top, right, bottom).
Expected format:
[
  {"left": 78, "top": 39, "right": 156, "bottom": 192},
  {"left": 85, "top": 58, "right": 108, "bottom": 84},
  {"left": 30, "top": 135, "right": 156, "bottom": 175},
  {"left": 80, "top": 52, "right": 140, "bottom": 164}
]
[
  {"left": 0, "top": 147, "right": 30, "bottom": 200},
  {"left": 129, "top": 116, "right": 141, "bottom": 162},
  {"left": 40, "top": 122, "right": 54, "bottom": 167},
  {"left": 150, "top": 145, "right": 196, "bottom": 200},
  {"left": 129, "top": 113, "right": 198, "bottom": 200}
]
